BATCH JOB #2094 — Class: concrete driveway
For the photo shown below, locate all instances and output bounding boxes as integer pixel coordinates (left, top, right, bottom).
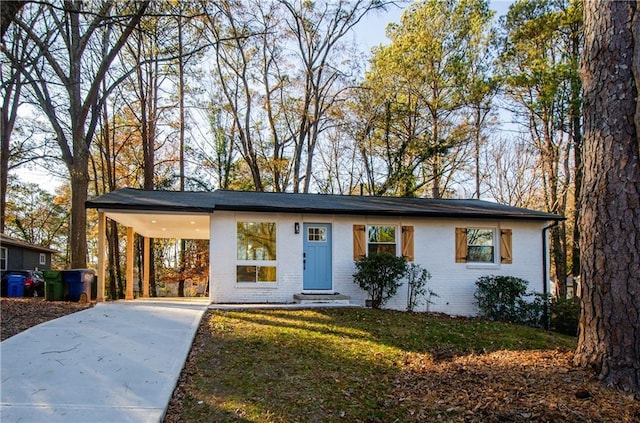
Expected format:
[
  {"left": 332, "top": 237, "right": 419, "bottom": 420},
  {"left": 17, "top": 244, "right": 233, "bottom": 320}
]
[{"left": 1, "top": 299, "right": 208, "bottom": 423}]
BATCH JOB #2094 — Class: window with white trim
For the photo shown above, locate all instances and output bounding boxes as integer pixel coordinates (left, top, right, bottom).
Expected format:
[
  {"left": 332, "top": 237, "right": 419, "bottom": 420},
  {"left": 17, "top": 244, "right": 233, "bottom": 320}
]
[
  {"left": 367, "top": 225, "right": 397, "bottom": 256},
  {"left": 39, "top": 253, "right": 46, "bottom": 265},
  {"left": 236, "top": 222, "right": 277, "bottom": 283},
  {"left": 466, "top": 228, "right": 495, "bottom": 263}
]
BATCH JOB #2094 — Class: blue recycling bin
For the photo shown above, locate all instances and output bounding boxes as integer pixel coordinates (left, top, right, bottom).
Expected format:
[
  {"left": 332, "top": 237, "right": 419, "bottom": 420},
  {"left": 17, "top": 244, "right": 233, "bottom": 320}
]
[
  {"left": 62, "top": 269, "right": 95, "bottom": 302},
  {"left": 7, "top": 275, "right": 25, "bottom": 297}
]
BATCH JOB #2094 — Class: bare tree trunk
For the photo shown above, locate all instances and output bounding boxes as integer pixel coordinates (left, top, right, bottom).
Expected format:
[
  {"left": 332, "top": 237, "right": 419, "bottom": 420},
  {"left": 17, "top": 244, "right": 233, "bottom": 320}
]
[
  {"left": 574, "top": 0, "right": 640, "bottom": 395},
  {"left": 0, "top": 126, "right": 8, "bottom": 233},
  {"left": 0, "top": 46, "right": 23, "bottom": 232},
  {"left": 97, "top": 86, "right": 123, "bottom": 300},
  {"left": 430, "top": 117, "right": 441, "bottom": 199},
  {"left": 107, "top": 220, "right": 123, "bottom": 299},
  {"left": 570, "top": 19, "right": 583, "bottom": 277},
  {"left": 474, "top": 107, "right": 481, "bottom": 199},
  {"left": 69, "top": 156, "right": 89, "bottom": 267},
  {"left": 5, "top": 1, "right": 148, "bottom": 268},
  {"left": 177, "top": 10, "right": 186, "bottom": 297}
]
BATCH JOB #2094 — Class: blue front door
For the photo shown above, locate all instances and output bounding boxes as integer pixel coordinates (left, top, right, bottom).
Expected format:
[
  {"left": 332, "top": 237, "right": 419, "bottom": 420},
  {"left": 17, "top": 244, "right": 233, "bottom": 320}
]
[{"left": 303, "top": 223, "right": 332, "bottom": 290}]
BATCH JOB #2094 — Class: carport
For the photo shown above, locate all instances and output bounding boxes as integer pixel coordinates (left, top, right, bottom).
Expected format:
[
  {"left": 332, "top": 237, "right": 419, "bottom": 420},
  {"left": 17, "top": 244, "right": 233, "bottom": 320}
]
[{"left": 86, "top": 189, "right": 214, "bottom": 301}]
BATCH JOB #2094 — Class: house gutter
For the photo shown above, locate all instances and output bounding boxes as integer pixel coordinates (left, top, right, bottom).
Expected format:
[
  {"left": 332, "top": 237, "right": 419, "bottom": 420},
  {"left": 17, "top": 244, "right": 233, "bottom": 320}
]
[{"left": 542, "top": 220, "right": 559, "bottom": 329}]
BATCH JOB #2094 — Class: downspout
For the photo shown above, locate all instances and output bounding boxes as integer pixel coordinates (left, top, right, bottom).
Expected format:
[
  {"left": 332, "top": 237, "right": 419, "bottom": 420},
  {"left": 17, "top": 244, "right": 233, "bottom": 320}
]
[{"left": 542, "top": 220, "right": 559, "bottom": 330}]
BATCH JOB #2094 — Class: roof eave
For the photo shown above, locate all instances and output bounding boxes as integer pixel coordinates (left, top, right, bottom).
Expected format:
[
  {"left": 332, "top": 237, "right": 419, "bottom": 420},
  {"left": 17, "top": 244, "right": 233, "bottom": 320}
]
[
  {"left": 86, "top": 202, "right": 214, "bottom": 214},
  {"left": 212, "top": 205, "right": 564, "bottom": 221}
]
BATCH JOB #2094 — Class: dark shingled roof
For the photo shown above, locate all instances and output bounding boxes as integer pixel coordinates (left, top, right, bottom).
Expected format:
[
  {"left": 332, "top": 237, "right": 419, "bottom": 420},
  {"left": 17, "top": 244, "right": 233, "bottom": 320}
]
[
  {"left": 85, "top": 188, "right": 563, "bottom": 221},
  {"left": 0, "top": 233, "right": 59, "bottom": 253}
]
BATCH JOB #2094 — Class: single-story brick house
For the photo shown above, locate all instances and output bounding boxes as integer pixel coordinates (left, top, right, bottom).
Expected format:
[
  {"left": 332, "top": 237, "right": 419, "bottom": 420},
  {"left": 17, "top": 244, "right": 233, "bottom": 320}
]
[
  {"left": 0, "top": 233, "right": 57, "bottom": 272},
  {"left": 86, "top": 188, "right": 562, "bottom": 315}
]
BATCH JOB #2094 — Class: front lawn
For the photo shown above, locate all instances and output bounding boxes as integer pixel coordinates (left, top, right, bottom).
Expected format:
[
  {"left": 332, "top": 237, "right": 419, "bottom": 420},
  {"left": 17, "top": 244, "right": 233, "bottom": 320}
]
[{"left": 165, "top": 308, "right": 639, "bottom": 422}]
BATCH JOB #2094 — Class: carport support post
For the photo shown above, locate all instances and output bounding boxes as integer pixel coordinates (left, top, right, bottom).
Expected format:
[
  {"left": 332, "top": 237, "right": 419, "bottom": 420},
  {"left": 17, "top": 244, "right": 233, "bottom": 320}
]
[
  {"left": 126, "top": 226, "right": 134, "bottom": 300},
  {"left": 143, "top": 237, "right": 150, "bottom": 298},
  {"left": 96, "top": 212, "right": 106, "bottom": 302}
]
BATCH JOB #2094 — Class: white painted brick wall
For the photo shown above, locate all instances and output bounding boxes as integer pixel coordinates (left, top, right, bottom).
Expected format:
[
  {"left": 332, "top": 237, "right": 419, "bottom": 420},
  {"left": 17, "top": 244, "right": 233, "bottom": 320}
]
[{"left": 209, "top": 211, "right": 548, "bottom": 316}]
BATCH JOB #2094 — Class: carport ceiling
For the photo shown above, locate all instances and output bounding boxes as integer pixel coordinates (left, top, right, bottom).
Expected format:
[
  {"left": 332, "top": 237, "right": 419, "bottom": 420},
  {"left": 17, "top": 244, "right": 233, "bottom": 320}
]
[{"left": 104, "top": 211, "right": 210, "bottom": 240}]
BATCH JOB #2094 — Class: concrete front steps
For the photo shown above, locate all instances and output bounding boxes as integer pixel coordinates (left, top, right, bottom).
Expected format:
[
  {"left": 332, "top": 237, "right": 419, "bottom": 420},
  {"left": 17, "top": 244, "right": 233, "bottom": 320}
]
[{"left": 293, "top": 293, "right": 351, "bottom": 305}]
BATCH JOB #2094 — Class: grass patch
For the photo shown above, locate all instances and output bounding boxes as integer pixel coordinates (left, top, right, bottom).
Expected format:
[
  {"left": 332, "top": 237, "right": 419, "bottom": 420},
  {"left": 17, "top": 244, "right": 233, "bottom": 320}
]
[{"left": 169, "top": 308, "right": 579, "bottom": 422}]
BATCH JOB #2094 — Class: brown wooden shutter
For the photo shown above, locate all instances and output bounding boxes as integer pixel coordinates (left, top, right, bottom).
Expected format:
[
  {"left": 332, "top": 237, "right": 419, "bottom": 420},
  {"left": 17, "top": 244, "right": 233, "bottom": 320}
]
[
  {"left": 501, "top": 229, "right": 513, "bottom": 264},
  {"left": 401, "top": 226, "right": 414, "bottom": 262},
  {"left": 353, "top": 225, "right": 366, "bottom": 260},
  {"left": 455, "top": 227, "right": 467, "bottom": 263}
]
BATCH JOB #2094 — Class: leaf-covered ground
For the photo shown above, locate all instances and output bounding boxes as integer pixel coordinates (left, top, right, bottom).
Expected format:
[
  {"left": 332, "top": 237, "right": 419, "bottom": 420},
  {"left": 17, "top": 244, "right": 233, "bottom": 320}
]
[
  {"left": 164, "top": 308, "right": 640, "bottom": 423},
  {"left": 0, "top": 297, "right": 92, "bottom": 341},
  {"left": 2, "top": 300, "right": 638, "bottom": 421}
]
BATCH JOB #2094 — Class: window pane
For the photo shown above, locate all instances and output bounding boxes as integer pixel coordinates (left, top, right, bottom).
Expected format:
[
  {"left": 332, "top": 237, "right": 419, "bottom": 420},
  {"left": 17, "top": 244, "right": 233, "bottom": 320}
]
[
  {"left": 257, "top": 266, "right": 277, "bottom": 282},
  {"left": 467, "top": 229, "right": 493, "bottom": 246},
  {"left": 467, "top": 246, "right": 494, "bottom": 263},
  {"left": 368, "top": 226, "right": 396, "bottom": 243},
  {"left": 367, "top": 225, "right": 396, "bottom": 256},
  {"left": 236, "top": 266, "right": 257, "bottom": 282},
  {"left": 307, "top": 227, "right": 327, "bottom": 242},
  {"left": 237, "top": 222, "right": 276, "bottom": 260},
  {"left": 368, "top": 244, "right": 396, "bottom": 256}
]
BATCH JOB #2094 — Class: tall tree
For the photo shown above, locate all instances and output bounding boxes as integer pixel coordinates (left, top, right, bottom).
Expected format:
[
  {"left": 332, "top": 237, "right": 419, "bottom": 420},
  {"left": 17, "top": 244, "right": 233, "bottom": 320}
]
[
  {"left": 574, "top": 0, "right": 639, "bottom": 395},
  {"left": 92, "top": 102, "right": 125, "bottom": 300},
  {"left": 2, "top": 1, "right": 149, "bottom": 267},
  {"left": 188, "top": 101, "right": 242, "bottom": 190},
  {"left": 484, "top": 137, "right": 542, "bottom": 208},
  {"left": 202, "top": 0, "right": 266, "bottom": 191},
  {"left": 499, "top": 0, "right": 582, "bottom": 294},
  {"left": 0, "top": 28, "right": 22, "bottom": 233},
  {"left": 202, "top": 0, "right": 388, "bottom": 193},
  {"left": 462, "top": 21, "right": 498, "bottom": 199},
  {"left": 4, "top": 180, "right": 69, "bottom": 252},
  {"left": 356, "top": 0, "right": 495, "bottom": 198},
  {"left": 168, "top": 1, "right": 204, "bottom": 296},
  {"left": 1, "top": 17, "right": 35, "bottom": 233},
  {"left": 281, "top": 0, "right": 388, "bottom": 193}
]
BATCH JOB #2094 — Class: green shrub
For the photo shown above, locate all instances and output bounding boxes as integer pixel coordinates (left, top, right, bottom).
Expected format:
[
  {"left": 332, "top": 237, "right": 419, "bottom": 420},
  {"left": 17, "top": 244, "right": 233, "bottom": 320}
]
[
  {"left": 518, "top": 292, "right": 551, "bottom": 328},
  {"left": 550, "top": 296, "right": 580, "bottom": 336},
  {"left": 475, "top": 275, "right": 564, "bottom": 329},
  {"left": 475, "top": 275, "right": 529, "bottom": 322},
  {"left": 353, "top": 253, "right": 407, "bottom": 309}
]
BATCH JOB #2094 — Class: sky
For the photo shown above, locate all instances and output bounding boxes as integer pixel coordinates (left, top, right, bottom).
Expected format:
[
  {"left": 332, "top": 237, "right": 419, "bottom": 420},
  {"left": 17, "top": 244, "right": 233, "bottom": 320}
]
[{"left": 355, "top": 0, "right": 514, "bottom": 51}]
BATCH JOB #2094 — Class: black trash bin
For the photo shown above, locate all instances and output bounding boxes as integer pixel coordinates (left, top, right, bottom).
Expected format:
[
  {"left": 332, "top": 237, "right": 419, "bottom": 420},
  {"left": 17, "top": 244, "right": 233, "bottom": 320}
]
[{"left": 62, "top": 269, "right": 95, "bottom": 302}]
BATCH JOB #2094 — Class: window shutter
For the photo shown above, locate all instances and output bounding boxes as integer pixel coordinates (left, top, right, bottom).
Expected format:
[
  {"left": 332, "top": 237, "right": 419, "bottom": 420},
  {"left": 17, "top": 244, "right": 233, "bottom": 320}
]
[
  {"left": 455, "top": 227, "right": 467, "bottom": 263},
  {"left": 401, "top": 226, "right": 414, "bottom": 262},
  {"left": 501, "top": 229, "right": 513, "bottom": 264},
  {"left": 353, "top": 225, "right": 366, "bottom": 260}
]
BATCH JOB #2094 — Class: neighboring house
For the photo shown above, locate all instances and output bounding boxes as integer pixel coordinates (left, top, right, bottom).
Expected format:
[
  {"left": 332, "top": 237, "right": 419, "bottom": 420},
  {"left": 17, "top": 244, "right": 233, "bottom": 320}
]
[
  {"left": 0, "top": 233, "right": 57, "bottom": 271},
  {"left": 86, "top": 188, "right": 563, "bottom": 316}
]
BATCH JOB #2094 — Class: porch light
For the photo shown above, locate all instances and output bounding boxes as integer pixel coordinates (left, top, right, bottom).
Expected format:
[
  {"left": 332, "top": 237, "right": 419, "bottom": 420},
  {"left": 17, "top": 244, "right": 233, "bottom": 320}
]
[{"left": 294, "top": 222, "right": 300, "bottom": 234}]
